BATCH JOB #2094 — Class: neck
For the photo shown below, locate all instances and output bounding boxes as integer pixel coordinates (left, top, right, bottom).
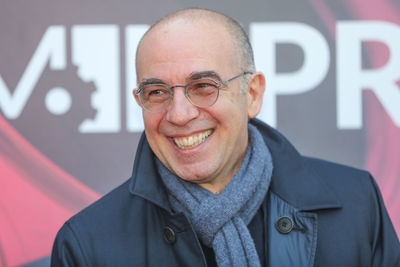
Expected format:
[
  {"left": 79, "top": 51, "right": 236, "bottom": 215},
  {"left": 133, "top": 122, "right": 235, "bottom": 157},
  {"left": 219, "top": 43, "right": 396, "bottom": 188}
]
[{"left": 197, "top": 145, "right": 248, "bottom": 194}]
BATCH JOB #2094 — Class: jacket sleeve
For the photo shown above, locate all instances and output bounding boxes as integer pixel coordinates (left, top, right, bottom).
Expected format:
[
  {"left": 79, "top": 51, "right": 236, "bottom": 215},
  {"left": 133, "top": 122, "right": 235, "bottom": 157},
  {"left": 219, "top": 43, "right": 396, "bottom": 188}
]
[
  {"left": 51, "top": 222, "right": 88, "bottom": 267},
  {"left": 369, "top": 175, "right": 400, "bottom": 266}
]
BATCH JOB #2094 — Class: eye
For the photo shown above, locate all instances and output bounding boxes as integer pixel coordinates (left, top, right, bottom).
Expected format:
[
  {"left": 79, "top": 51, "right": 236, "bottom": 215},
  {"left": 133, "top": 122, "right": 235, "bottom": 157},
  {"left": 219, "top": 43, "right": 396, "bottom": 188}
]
[
  {"left": 149, "top": 89, "right": 166, "bottom": 96},
  {"left": 189, "top": 80, "right": 218, "bottom": 96},
  {"left": 196, "top": 82, "right": 213, "bottom": 88},
  {"left": 141, "top": 85, "right": 170, "bottom": 103}
]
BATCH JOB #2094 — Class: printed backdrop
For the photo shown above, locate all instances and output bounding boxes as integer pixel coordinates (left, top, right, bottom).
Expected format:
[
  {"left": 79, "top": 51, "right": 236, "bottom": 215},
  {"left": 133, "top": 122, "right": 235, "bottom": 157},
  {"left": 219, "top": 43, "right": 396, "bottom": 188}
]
[{"left": 1, "top": 0, "right": 399, "bottom": 266}]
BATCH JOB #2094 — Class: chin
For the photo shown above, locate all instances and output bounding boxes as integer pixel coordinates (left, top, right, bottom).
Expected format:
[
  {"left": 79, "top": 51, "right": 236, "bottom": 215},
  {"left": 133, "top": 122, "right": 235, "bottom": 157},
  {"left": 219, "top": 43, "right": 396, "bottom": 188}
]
[{"left": 174, "top": 169, "right": 214, "bottom": 184}]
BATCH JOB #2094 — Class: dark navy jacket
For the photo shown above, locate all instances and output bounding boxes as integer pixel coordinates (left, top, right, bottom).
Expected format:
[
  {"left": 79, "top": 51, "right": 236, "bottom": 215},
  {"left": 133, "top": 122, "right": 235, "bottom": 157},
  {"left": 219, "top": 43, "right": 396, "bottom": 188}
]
[{"left": 51, "top": 119, "right": 400, "bottom": 266}]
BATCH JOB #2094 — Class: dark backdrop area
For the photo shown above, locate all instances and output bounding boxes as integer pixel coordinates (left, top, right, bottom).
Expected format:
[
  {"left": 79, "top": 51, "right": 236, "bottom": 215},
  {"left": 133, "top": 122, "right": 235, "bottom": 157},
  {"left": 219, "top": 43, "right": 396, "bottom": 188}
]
[{"left": 1, "top": 0, "right": 399, "bottom": 266}]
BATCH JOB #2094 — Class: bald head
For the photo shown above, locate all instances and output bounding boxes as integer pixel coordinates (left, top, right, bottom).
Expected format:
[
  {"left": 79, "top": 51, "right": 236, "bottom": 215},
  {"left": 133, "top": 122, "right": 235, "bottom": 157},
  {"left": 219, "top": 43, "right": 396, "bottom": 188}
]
[{"left": 135, "top": 8, "right": 255, "bottom": 84}]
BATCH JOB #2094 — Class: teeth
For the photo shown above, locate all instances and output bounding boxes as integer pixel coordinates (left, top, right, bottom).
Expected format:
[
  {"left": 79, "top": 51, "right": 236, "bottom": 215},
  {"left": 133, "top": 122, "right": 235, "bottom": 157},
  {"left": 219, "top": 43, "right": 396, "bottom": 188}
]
[{"left": 173, "top": 129, "right": 213, "bottom": 149}]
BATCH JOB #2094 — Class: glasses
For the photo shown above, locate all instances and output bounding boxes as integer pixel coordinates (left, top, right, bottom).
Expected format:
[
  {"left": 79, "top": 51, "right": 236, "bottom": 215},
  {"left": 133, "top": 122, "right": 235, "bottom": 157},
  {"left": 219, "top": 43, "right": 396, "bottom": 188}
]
[{"left": 135, "top": 71, "right": 253, "bottom": 113}]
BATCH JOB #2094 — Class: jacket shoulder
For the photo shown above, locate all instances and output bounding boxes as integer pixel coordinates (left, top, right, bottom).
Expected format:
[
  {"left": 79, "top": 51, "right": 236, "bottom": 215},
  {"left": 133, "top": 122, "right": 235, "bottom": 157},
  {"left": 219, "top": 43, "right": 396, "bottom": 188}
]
[
  {"left": 302, "top": 157, "right": 400, "bottom": 266},
  {"left": 302, "top": 156, "right": 377, "bottom": 203},
  {"left": 71, "top": 178, "right": 132, "bottom": 222},
  {"left": 303, "top": 156, "right": 371, "bottom": 185},
  {"left": 51, "top": 178, "right": 157, "bottom": 265}
]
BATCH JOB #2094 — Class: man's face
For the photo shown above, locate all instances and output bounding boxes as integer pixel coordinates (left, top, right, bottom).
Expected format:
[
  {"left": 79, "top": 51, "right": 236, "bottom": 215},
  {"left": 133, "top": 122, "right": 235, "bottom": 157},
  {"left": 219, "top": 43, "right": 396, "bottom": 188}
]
[{"left": 136, "top": 20, "right": 255, "bottom": 192}]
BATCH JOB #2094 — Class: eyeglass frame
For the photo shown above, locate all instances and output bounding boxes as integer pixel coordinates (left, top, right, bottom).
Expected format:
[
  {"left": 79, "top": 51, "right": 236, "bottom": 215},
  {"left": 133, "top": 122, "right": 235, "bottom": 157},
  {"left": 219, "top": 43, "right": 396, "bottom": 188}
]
[{"left": 134, "top": 71, "right": 253, "bottom": 113}]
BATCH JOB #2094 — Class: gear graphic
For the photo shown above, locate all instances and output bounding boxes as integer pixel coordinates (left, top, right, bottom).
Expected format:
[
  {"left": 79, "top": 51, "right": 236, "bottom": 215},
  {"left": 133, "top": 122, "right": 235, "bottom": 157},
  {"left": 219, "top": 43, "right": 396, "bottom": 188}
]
[{"left": 35, "top": 64, "right": 97, "bottom": 127}]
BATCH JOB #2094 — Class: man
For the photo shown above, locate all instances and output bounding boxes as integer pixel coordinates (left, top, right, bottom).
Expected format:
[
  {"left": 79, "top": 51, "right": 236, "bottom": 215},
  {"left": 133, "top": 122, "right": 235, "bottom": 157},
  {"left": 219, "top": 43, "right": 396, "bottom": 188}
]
[{"left": 51, "top": 8, "right": 400, "bottom": 266}]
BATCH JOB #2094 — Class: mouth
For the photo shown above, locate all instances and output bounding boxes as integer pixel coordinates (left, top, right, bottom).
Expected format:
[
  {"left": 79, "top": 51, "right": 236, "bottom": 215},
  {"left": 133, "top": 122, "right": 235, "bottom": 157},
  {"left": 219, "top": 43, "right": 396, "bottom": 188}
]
[{"left": 172, "top": 129, "right": 213, "bottom": 149}]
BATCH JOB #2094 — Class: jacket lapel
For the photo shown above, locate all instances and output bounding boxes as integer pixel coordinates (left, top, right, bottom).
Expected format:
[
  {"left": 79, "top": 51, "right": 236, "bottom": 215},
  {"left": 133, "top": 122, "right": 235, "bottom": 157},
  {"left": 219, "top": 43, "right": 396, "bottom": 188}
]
[
  {"left": 129, "top": 133, "right": 172, "bottom": 213},
  {"left": 251, "top": 119, "right": 341, "bottom": 266},
  {"left": 251, "top": 118, "right": 342, "bottom": 212}
]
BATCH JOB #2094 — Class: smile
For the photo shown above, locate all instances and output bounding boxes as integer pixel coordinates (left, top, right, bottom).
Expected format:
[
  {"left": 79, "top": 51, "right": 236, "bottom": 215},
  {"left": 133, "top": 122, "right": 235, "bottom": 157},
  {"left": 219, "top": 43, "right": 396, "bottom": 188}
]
[{"left": 173, "top": 129, "right": 213, "bottom": 149}]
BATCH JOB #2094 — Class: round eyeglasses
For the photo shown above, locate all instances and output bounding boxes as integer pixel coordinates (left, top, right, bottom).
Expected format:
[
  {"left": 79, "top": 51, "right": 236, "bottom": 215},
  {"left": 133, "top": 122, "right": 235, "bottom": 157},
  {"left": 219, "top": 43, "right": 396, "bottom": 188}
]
[{"left": 135, "top": 71, "right": 253, "bottom": 113}]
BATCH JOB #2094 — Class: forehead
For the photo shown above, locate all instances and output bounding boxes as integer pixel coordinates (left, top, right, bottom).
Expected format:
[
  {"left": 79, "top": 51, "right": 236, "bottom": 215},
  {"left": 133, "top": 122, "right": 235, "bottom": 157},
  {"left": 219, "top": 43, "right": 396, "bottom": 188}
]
[{"left": 136, "top": 19, "right": 237, "bottom": 81}]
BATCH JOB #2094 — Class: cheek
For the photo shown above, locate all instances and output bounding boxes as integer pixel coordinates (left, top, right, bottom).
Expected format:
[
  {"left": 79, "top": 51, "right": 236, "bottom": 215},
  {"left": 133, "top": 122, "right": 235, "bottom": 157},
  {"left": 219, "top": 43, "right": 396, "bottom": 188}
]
[
  {"left": 213, "top": 94, "right": 248, "bottom": 122},
  {"left": 143, "top": 113, "right": 164, "bottom": 141}
]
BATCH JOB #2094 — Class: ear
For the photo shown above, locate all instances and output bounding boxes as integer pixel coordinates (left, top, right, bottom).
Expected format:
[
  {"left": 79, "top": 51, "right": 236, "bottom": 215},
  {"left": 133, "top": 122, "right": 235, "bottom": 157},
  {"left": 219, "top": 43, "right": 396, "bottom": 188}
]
[
  {"left": 133, "top": 88, "right": 142, "bottom": 107},
  {"left": 247, "top": 72, "right": 265, "bottom": 118}
]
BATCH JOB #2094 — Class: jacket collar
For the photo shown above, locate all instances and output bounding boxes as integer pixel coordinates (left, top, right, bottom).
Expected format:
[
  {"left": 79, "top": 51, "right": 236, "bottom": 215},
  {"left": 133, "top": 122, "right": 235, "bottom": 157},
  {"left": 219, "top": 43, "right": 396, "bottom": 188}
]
[
  {"left": 251, "top": 118, "right": 341, "bottom": 211},
  {"left": 129, "top": 133, "right": 172, "bottom": 212},
  {"left": 129, "top": 119, "right": 341, "bottom": 213}
]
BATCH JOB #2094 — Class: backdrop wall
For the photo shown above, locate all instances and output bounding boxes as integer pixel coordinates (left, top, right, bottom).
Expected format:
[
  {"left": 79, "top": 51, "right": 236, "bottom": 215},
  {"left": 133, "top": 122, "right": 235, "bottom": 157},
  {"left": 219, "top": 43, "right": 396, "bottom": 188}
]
[{"left": 1, "top": 0, "right": 399, "bottom": 266}]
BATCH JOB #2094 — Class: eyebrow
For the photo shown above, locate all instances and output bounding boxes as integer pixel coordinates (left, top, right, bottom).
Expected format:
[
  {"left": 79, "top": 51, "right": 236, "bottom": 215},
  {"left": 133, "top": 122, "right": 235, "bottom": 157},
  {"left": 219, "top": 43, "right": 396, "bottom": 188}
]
[
  {"left": 138, "top": 78, "right": 166, "bottom": 89},
  {"left": 188, "top": 70, "right": 222, "bottom": 82}
]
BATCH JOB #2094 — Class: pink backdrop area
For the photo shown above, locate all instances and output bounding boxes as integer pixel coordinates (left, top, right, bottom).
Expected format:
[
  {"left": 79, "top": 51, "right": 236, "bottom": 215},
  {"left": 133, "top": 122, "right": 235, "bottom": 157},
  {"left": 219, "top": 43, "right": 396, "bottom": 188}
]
[
  {"left": 1, "top": 0, "right": 399, "bottom": 266},
  {"left": 0, "top": 115, "right": 99, "bottom": 266},
  {"left": 310, "top": 0, "right": 400, "bottom": 237},
  {"left": 348, "top": 0, "right": 400, "bottom": 240}
]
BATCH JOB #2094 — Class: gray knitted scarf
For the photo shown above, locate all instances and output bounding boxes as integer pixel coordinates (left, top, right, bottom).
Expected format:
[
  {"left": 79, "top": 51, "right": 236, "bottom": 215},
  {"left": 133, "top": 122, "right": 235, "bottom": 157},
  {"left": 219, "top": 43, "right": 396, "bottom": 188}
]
[{"left": 156, "top": 124, "right": 273, "bottom": 267}]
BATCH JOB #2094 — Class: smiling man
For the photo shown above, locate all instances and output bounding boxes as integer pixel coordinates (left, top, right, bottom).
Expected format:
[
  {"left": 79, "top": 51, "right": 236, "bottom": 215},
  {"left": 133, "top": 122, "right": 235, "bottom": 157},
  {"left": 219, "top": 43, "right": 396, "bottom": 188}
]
[
  {"left": 51, "top": 8, "right": 400, "bottom": 267},
  {"left": 134, "top": 12, "right": 263, "bottom": 195}
]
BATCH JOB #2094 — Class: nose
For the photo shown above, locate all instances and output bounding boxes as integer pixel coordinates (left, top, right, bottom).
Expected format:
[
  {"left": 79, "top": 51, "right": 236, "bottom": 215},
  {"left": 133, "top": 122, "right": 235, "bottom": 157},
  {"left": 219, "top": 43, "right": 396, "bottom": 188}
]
[{"left": 165, "top": 87, "right": 200, "bottom": 126}]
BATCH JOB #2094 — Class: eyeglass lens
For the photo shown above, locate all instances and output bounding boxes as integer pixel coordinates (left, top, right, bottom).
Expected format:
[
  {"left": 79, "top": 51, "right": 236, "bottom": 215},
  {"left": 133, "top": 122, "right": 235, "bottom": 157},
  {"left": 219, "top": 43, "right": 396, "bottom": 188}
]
[{"left": 140, "top": 79, "right": 219, "bottom": 112}]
